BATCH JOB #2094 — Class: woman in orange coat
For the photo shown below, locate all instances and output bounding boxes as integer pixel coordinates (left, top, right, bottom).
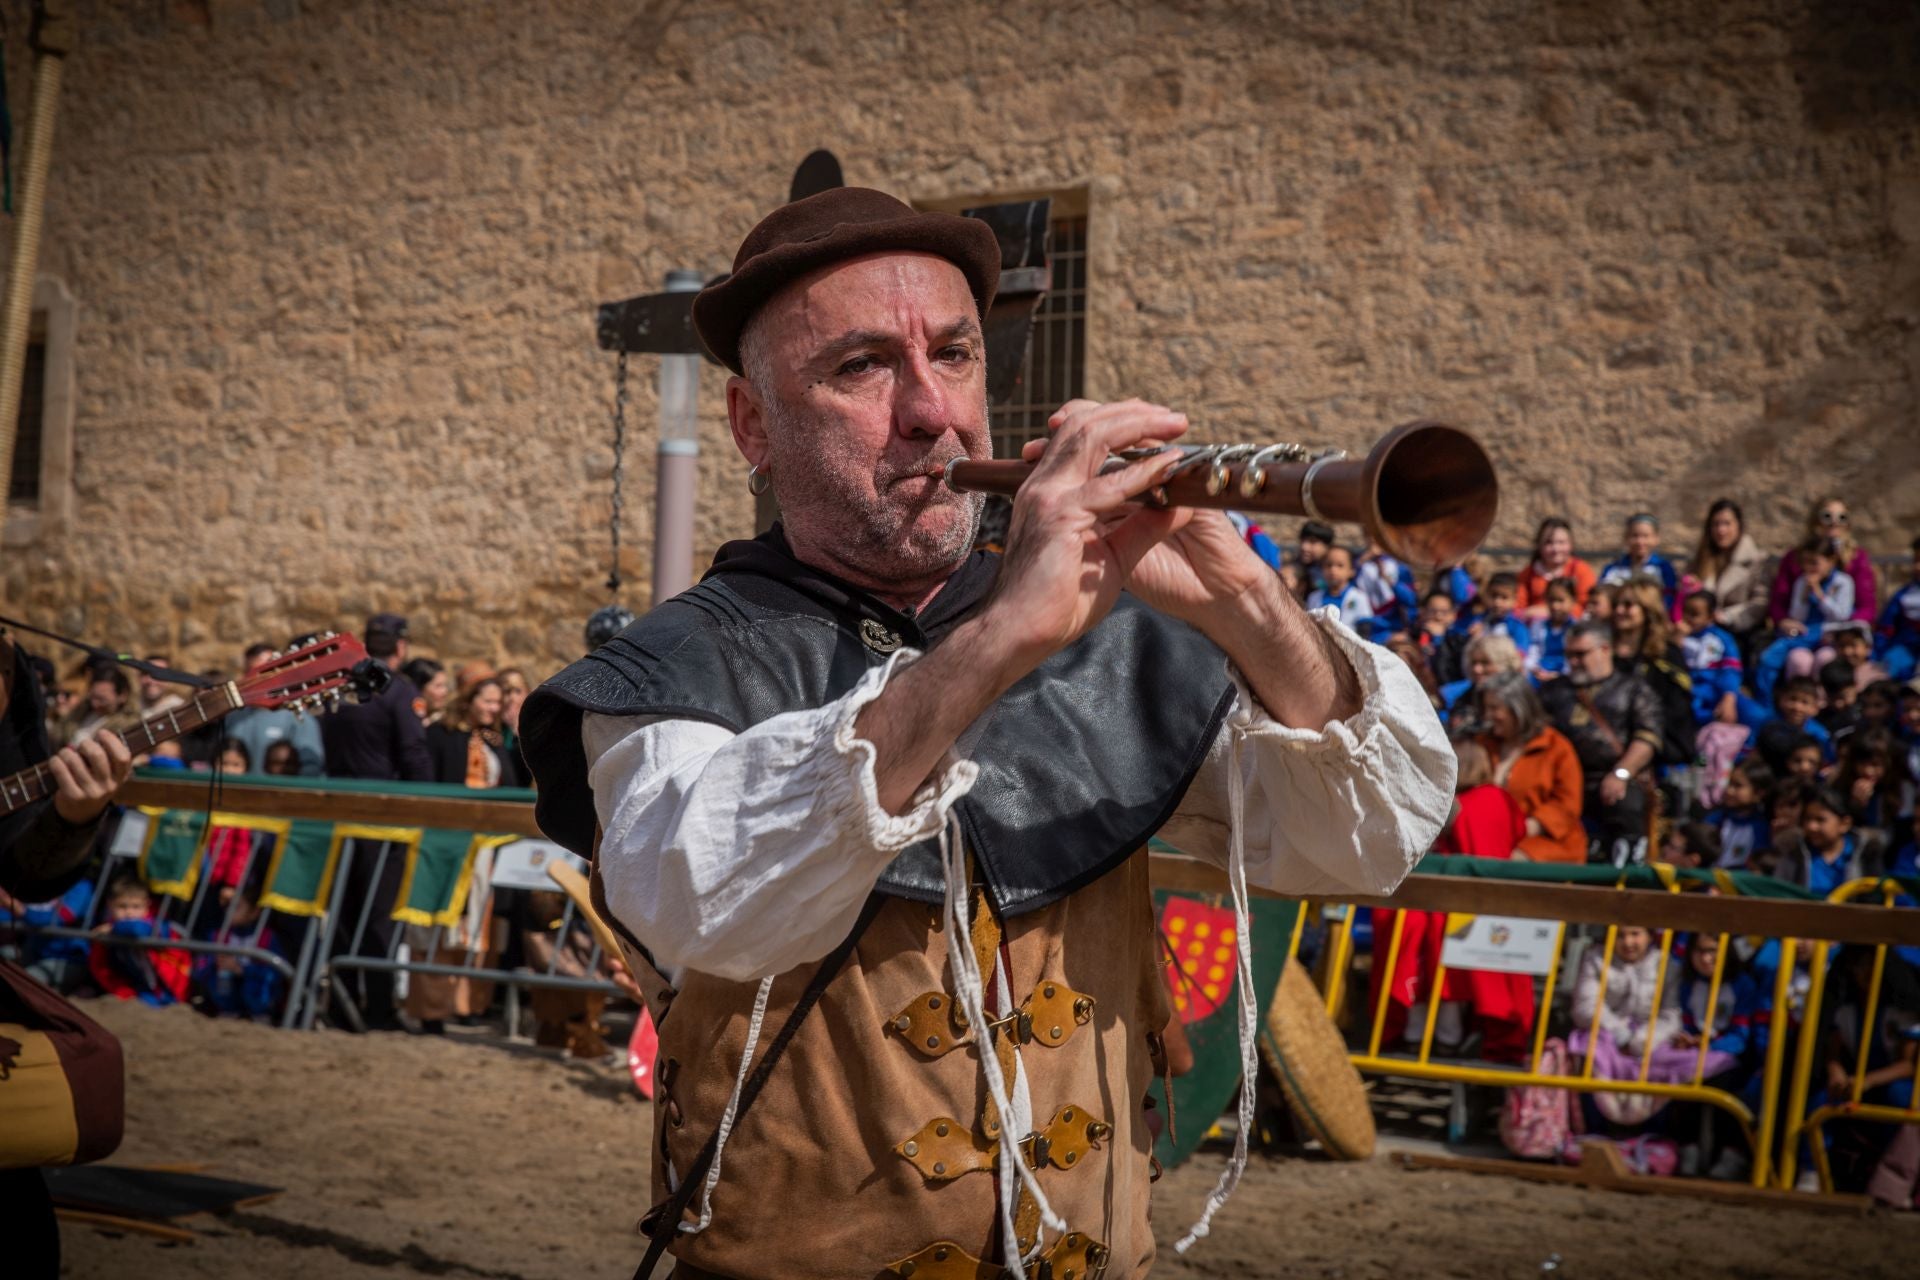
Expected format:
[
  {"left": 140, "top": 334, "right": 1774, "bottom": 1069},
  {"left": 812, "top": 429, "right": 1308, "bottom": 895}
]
[{"left": 1474, "top": 672, "right": 1587, "bottom": 863}]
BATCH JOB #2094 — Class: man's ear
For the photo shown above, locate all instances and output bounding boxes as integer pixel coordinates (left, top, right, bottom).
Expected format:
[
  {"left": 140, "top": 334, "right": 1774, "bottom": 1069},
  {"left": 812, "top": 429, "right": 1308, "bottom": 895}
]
[{"left": 726, "top": 376, "right": 770, "bottom": 470}]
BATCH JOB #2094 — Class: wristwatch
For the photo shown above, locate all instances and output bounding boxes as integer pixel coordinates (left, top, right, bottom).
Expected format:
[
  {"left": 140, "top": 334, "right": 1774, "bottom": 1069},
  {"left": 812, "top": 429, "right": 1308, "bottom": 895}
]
[{"left": 1611, "top": 767, "right": 1632, "bottom": 781}]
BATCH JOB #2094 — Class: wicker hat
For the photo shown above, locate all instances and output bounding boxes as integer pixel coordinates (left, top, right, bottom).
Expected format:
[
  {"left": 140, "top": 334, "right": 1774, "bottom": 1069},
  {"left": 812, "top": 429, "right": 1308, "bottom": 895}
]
[{"left": 691, "top": 187, "right": 1001, "bottom": 375}]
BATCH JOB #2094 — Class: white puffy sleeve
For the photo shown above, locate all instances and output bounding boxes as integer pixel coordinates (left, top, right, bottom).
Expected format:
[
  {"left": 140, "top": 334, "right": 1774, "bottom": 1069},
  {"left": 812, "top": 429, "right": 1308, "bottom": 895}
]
[
  {"left": 583, "top": 650, "right": 976, "bottom": 983},
  {"left": 1156, "top": 610, "right": 1456, "bottom": 898}
]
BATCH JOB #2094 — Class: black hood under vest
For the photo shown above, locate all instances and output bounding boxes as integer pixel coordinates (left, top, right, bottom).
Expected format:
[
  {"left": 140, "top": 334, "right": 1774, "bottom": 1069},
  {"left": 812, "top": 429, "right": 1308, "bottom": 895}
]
[{"left": 522, "top": 528, "right": 1235, "bottom": 920}]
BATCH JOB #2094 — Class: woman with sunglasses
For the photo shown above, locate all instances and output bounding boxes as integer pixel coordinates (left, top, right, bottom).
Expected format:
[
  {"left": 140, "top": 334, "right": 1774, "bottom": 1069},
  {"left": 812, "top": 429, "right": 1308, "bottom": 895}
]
[{"left": 1767, "top": 497, "right": 1878, "bottom": 628}]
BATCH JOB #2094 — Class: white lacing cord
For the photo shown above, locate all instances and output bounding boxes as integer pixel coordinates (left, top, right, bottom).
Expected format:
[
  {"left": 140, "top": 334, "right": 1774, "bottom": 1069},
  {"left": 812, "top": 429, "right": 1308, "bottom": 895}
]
[
  {"left": 679, "top": 971, "right": 776, "bottom": 1235},
  {"left": 939, "top": 810, "right": 1065, "bottom": 1278},
  {"left": 1174, "top": 724, "right": 1257, "bottom": 1254}
]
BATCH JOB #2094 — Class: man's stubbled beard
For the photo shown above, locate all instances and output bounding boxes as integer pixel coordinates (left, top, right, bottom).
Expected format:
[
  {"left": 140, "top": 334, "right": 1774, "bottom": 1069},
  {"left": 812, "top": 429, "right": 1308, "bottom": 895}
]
[{"left": 761, "top": 389, "right": 987, "bottom": 583}]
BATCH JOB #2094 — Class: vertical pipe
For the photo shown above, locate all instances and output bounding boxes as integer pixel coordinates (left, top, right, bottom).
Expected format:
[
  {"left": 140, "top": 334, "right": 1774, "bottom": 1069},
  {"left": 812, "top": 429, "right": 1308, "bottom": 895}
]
[
  {"left": 1581, "top": 926, "right": 1619, "bottom": 1082},
  {"left": 1760, "top": 939, "right": 1806, "bottom": 1189},
  {"left": 1694, "top": 932, "right": 1729, "bottom": 1086},
  {"left": 1367, "top": 909, "right": 1407, "bottom": 1058},
  {"left": 1529, "top": 923, "right": 1567, "bottom": 1073},
  {"left": 651, "top": 270, "right": 704, "bottom": 606},
  {"left": 1637, "top": 924, "right": 1677, "bottom": 1084},
  {"left": 0, "top": 4, "right": 71, "bottom": 507}
]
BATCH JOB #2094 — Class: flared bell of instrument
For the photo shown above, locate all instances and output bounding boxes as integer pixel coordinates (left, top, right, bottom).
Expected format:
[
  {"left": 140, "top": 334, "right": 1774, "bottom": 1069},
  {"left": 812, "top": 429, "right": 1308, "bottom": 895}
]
[{"left": 1362, "top": 420, "right": 1499, "bottom": 570}]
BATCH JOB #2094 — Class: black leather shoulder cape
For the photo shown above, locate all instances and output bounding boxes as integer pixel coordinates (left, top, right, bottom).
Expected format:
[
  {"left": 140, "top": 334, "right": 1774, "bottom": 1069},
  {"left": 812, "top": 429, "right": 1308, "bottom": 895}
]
[{"left": 521, "top": 529, "right": 1235, "bottom": 919}]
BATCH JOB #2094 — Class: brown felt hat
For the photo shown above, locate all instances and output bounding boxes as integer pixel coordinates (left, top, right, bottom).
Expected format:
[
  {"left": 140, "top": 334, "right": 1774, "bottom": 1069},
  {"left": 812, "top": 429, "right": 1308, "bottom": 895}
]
[{"left": 692, "top": 187, "right": 1001, "bottom": 375}]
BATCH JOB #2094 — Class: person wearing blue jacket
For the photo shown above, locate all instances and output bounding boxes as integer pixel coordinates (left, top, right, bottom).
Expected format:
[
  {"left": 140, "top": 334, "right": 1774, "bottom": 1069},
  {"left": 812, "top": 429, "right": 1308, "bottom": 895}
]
[
  {"left": 1680, "top": 590, "right": 1745, "bottom": 725},
  {"left": 1598, "top": 513, "right": 1681, "bottom": 608},
  {"left": 1875, "top": 536, "right": 1920, "bottom": 681}
]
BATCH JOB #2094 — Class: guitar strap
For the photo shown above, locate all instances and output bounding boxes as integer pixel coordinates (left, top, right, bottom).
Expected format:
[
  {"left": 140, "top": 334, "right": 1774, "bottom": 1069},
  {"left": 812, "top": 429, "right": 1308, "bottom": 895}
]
[{"left": 0, "top": 612, "right": 212, "bottom": 687}]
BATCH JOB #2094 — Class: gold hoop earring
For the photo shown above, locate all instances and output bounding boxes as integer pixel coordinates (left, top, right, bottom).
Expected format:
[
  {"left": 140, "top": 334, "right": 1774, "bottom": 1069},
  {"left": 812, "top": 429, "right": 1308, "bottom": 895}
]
[{"left": 747, "top": 463, "right": 771, "bottom": 496}]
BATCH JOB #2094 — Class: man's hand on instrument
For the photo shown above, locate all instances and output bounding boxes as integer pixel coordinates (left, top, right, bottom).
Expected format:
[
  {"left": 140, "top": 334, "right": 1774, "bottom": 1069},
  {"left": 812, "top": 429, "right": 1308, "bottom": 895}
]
[
  {"left": 987, "top": 398, "right": 1189, "bottom": 662},
  {"left": 48, "top": 731, "right": 132, "bottom": 826}
]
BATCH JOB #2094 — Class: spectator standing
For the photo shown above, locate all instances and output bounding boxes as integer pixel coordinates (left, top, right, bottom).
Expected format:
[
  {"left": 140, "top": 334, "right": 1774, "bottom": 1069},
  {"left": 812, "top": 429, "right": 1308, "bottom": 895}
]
[
  {"left": 1688, "top": 500, "right": 1771, "bottom": 638},
  {"left": 1517, "top": 517, "right": 1597, "bottom": 620},
  {"left": 1768, "top": 497, "right": 1878, "bottom": 627},
  {"left": 1598, "top": 514, "right": 1680, "bottom": 607},
  {"left": 1541, "top": 620, "right": 1664, "bottom": 865},
  {"left": 320, "top": 615, "right": 432, "bottom": 783},
  {"left": 401, "top": 657, "right": 451, "bottom": 726},
  {"left": 1474, "top": 673, "right": 1586, "bottom": 863},
  {"left": 225, "top": 642, "right": 326, "bottom": 776},
  {"left": 318, "top": 613, "right": 432, "bottom": 1032},
  {"left": 426, "top": 678, "right": 525, "bottom": 789}
]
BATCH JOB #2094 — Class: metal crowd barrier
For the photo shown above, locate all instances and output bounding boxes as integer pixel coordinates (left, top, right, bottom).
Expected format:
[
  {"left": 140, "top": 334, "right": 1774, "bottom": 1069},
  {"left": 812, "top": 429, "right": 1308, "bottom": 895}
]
[
  {"left": 1777, "top": 876, "right": 1920, "bottom": 1192},
  {"left": 1151, "top": 856, "right": 1920, "bottom": 1192}
]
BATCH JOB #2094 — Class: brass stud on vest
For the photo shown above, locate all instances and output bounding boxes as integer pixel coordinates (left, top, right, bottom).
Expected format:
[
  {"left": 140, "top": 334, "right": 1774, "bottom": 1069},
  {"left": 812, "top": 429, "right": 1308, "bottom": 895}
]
[
  {"left": 1049, "top": 1025, "right": 1062, "bottom": 1040},
  {"left": 894, "top": 1014, "right": 912, "bottom": 1032},
  {"left": 1065, "top": 1150, "right": 1078, "bottom": 1165},
  {"left": 935, "top": 1122, "right": 950, "bottom": 1138},
  {"left": 933, "top": 1246, "right": 950, "bottom": 1262},
  {"left": 899, "top": 1264, "right": 916, "bottom": 1278},
  {"left": 926, "top": 1034, "right": 940, "bottom": 1049},
  {"left": 1066, "top": 1233, "right": 1081, "bottom": 1247},
  {"left": 1062, "top": 1108, "right": 1075, "bottom": 1123},
  {"left": 1072, "top": 996, "right": 1093, "bottom": 1021},
  {"left": 1087, "top": 1120, "right": 1111, "bottom": 1143},
  {"left": 933, "top": 1161, "right": 946, "bottom": 1175},
  {"left": 1043, "top": 983, "right": 1057, "bottom": 999},
  {"left": 927, "top": 995, "right": 941, "bottom": 1010}
]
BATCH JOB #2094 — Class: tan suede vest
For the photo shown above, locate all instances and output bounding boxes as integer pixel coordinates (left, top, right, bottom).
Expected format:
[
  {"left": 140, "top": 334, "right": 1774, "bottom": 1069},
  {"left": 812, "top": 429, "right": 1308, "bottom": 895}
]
[{"left": 649, "top": 849, "right": 1170, "bottom": 1280}]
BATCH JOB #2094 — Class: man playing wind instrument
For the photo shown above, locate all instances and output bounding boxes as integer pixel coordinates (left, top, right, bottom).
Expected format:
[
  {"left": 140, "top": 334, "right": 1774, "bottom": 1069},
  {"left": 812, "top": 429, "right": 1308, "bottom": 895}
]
[{"left": 523, "top": 188, "right": 1452, "bottom": 1279}]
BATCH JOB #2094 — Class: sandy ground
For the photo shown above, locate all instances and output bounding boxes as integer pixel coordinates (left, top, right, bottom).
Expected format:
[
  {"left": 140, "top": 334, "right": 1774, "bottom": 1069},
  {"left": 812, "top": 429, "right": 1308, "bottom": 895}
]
[{"left": 59, "top": 1000, "right": 1917, "bottom": 1280}]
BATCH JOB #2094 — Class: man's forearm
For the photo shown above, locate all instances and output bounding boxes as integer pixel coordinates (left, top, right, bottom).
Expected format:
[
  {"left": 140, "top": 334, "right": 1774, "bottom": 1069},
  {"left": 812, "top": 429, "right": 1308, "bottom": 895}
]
[
  {"left": 1203, "top": 576, "right": 1363, "bottom": 729},
  {"left": 855, "top": 610, "right": 1040, "bottom": 814},
  {"left": 1618, "top": 741, "right": 1655, "bottom": 776}
]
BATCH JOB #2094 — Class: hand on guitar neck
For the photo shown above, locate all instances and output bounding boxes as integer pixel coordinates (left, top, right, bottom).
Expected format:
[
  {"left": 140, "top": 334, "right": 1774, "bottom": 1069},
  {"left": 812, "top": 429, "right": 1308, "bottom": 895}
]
[{"left": 46, "top": 731, "right": 133, "bottom": 827}]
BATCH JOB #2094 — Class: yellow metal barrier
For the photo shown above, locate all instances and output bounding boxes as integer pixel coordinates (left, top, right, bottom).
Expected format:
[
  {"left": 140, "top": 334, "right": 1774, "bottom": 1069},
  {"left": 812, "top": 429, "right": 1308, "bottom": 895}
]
[
  {"left": 1312, "top": 879, "right": 1770, "bottom": 1184},
  {"left": 1777, "top": 878, "right": 1920, "bottom": 1193}
]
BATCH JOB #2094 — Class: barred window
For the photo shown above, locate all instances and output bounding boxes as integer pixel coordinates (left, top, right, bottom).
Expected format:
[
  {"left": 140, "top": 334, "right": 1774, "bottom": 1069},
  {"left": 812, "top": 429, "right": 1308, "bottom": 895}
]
[{"left": 989, "top": 213, "right": 1086, "bottom": 458}]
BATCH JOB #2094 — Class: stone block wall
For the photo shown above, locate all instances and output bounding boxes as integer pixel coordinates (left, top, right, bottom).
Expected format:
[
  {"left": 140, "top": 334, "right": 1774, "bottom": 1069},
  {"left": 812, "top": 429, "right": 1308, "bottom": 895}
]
[{"left": 4, "top": 0, "right": 1916, "bottom": 675}]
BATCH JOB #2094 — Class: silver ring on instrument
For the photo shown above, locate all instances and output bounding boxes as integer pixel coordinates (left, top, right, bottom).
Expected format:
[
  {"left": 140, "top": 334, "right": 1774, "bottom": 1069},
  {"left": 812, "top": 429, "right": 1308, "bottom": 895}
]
[
  {"left": 942, "top": 456, "right": 966, "bottom": 491},
  {"left": 1299, "top": 452, "right": 1345, "bottom": 523},
  {"left": 1238, "top": 444, "right": 1300, "bottom": 499}
]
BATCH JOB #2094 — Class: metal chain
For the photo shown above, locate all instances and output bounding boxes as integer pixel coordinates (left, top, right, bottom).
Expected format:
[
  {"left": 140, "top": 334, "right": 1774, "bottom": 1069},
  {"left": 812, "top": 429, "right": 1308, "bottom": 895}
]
[{"left": 607, "top": 350, "right": 628, "bottom": 597}]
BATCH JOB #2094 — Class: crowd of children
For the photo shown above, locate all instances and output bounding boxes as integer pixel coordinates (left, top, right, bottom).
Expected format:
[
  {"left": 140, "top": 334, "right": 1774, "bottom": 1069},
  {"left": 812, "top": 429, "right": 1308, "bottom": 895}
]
[{"left": 1234, "top": 496, "right": 1920, "bottom": 1200}]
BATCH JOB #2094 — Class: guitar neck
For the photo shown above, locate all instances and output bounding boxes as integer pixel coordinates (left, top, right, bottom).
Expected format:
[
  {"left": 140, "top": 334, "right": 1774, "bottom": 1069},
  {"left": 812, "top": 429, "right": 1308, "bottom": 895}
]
[{"left": 0, "top": 681, "right": 242, "bottom": 817}]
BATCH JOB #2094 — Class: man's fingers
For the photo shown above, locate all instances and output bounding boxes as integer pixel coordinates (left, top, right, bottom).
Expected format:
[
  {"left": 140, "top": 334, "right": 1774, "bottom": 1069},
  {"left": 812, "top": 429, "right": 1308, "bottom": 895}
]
[
  {"left": 74, "top": 737, "right": 112, "bottom": 788},
  {"left": 1105, "top": 506, "right": 1184, "bottom": 579},
  {"left": 99, "top": 731, "right": 133, "bottom": 775},
  {"left": 1079, "top": 446, "right": 1184, "bottom": 513},
  {"left": 1030, "top": 400, "right": 1188, "bottom": 485},
  {"left": 45, "top": 749, "right": 77, "bottom": 795}
]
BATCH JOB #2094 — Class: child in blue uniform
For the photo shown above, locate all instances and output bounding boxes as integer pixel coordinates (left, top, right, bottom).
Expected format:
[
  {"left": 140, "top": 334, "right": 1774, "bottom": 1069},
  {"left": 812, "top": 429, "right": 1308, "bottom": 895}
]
[
  {"left": 1599, "top": 514, "right": 1680, "bottom": 607},
  {"left": 1680, "top": 589, "right": 1744, "bottom": 725},
  {"left": 1525, "top": 578, "right": 1577, "bottom": 678}
]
